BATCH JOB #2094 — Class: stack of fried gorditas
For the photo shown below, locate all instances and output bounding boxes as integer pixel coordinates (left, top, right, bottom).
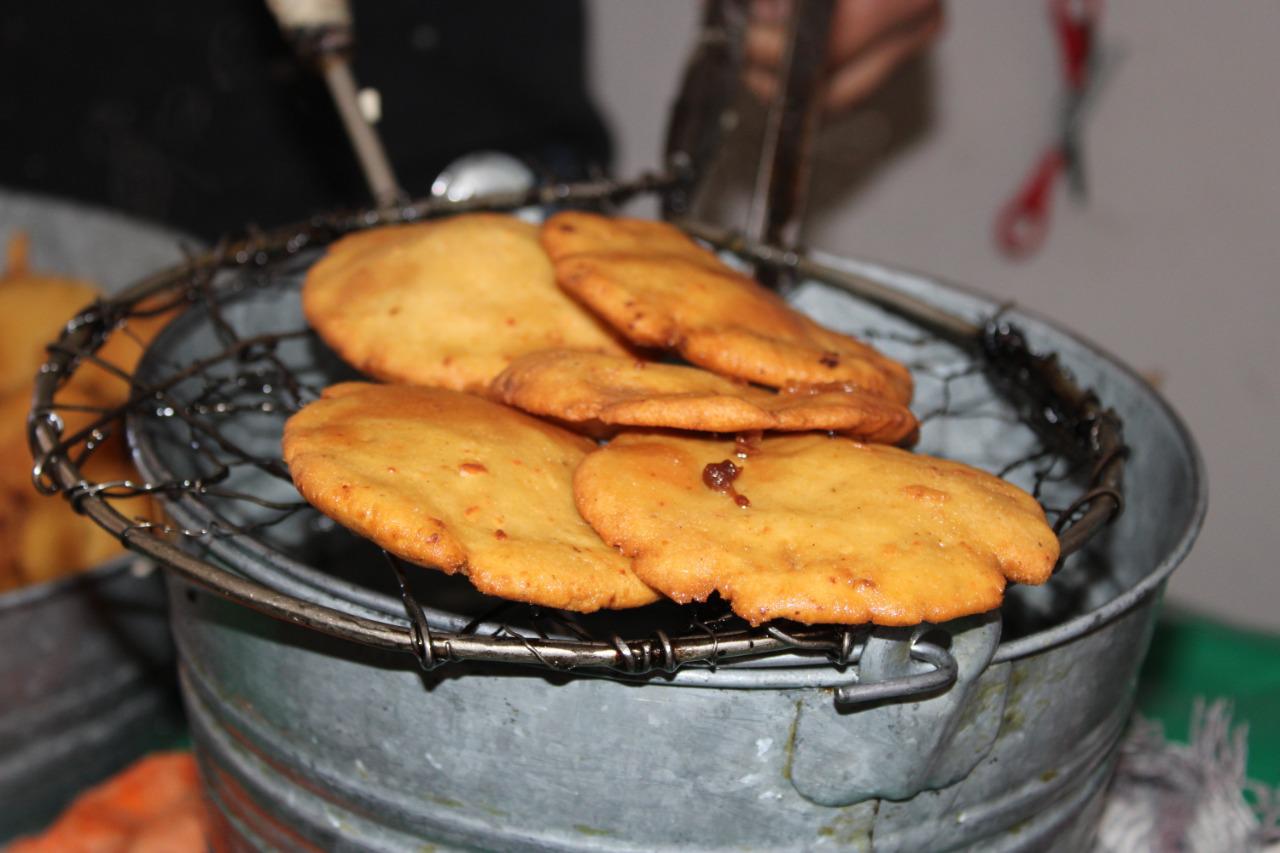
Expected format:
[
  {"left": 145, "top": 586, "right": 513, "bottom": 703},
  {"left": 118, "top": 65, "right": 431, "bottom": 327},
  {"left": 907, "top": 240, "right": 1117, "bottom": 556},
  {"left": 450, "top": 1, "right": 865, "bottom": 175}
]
[{"left": 292, "top": 213, "right": 1058, "bottom": 626}]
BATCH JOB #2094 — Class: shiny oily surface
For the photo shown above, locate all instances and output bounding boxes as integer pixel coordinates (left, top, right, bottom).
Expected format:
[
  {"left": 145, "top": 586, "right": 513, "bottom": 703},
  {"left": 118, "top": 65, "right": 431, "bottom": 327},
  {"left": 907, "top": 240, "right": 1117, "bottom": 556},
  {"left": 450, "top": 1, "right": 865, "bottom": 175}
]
[
  {"left": 574, "top": 431, "right": 1059, "bottom": 626},
  {"left": 282, "top": 382, "right": 657, "bottom": 612},
  {"left": 492, "top": 349, "right": 918, "bottom": 442},
  {"left": 541, "top": 211, "right": 913, "bottom": 402},
  {"left": 302, "top": 213, "right": 627, "bottom": 392}
]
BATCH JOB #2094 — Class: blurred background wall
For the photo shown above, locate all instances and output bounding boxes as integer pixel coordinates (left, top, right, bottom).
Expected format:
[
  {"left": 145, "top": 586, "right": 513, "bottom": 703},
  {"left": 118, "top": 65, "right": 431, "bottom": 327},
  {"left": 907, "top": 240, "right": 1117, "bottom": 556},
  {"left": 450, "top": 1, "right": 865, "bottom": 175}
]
[{"left": 586, "top": 0, "right": 1280, "bottom": 630}]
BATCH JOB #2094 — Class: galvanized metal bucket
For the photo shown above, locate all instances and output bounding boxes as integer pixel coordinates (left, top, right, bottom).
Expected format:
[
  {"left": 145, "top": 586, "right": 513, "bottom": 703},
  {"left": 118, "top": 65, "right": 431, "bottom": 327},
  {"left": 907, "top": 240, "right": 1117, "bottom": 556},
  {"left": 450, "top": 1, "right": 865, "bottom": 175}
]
[
  {"left": 134, "top": 248, "right": 1204, "bottom": 852},
  {"left": 0, "top": 191, "right": 191, "bottom": 840},
  {"left": 0, "top": 557, "right": 181, "bottom": 839}
]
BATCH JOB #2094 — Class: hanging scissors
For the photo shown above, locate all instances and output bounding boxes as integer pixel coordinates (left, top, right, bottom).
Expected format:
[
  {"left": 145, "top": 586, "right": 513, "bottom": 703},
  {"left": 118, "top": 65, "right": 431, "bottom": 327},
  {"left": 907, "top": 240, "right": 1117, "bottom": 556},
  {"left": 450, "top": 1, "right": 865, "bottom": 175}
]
[{"left": 995, "top": 0, "right": 1110, "bottom": 259}]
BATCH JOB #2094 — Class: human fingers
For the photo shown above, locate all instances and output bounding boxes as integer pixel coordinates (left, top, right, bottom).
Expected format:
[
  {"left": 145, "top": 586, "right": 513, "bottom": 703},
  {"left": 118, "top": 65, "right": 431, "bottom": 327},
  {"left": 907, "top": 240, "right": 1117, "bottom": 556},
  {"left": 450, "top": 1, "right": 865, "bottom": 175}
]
[
  {"left": 744, "top": 0, "right": 939, "bottom": 69},
  {"left": 826, "top": 0, "right": 940, "bottom": 67},
  {"left": 822, "top": 8, "right": 942, "bottom": 113}
]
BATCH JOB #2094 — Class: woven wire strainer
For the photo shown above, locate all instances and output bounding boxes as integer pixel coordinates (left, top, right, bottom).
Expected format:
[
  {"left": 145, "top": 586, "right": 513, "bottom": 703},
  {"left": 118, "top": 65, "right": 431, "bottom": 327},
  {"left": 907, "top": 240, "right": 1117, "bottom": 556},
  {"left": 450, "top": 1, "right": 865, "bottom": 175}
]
[{"left": 25, "top": 174, "right": 1124, "bottom": 700}]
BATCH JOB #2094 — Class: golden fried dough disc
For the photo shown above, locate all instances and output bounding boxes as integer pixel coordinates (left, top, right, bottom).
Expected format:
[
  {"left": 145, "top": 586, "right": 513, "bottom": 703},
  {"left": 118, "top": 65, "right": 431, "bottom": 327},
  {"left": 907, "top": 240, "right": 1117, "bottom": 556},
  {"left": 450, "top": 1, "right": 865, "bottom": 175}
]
[
  {"left": 0, "top": 390, "right": 35, "bottom": 495},
  {"left": 0, "top": 276, "right": 100, "bottom": 398},
  {"left": 2, "top": 417, "right": 150, "bottom": 589},
  {"left": 0, "top": 384, "right": 150, "bottom": 491},
  {"left": 283, "top": 382, "right": 659, "bottom": 612},
  {"left": 302, "top": 214, "right": 628, "bottom": 392},
  {"left": 492, "top": 350, "right": 918, "bottom": 443},
  {"left": 1, "top": 233, "right": 173, "bottom": 406},
  {"left": 16, "top": 498, "right": 126, "bottom": 586},
  {"left": 574, "top": 431, "right": 1058, "bottom": 626},
  {"left": 71, "top": 304, "right": 177, "bottom": 407},
  {"left": 0, "top": 384, "right": 113, "bottom": 495},
  {"left": 1, "top": 386, "right": 147, "bottom": 578},
  {"left": 2, "top": 232, "right": 31, "bottom": 280},
  {"left": 0, "top": 490, "right": 22, "bottom": 593},
  {"left": 540, "top": 212, "right": 913, "bottom": 403}
]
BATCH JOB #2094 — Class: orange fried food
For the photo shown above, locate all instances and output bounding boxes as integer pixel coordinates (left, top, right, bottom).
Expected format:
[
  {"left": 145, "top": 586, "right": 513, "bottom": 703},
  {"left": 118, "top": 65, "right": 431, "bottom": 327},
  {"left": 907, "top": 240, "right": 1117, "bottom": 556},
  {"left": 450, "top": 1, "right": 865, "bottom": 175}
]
[
  {"left": 540, "top": 212, "right": 913, "bottom": 403},
  {"left": 492, "top": 350, "right": 918, "bottom": 443},
  {"left": 72, "top": 303, "right": 177, "bottom": 407},
  {"left": 0, "top": 378, "right": 152, "bottom": 590},
  {"left": 14, "top": 498, "right": 129, "bottom": 586},
  {"left": 0, "top": 384, "right": 109, "bottom": 494},
  {"left": 0, "top": 489, "right": 22, "bottom": 593},
  {"left": 0, "top": 387, "right": 145, "bottom": 585},
  {"left": 8, "top": 752, "right": 209, "bottom": 853},
  {"left": 302, "top": 213, "right": 629, "bottom": 393},
  {"left": 0, "top": 230, "right": 170, "bottom": 419},
  {"left": 283, "top": 383, "right": 658, "bottom": 612},
  {"left": 574, "top": 431, "right": 1058, "bottom": 627},
  {"left": 11, "top": 433, "right": 151, "bottom": 587},
  {"left": 3, "top": 230, "right": 31, "bottom": 277},
  {"left": 0, "top": 273, "right": 100, "bottom": 398}
]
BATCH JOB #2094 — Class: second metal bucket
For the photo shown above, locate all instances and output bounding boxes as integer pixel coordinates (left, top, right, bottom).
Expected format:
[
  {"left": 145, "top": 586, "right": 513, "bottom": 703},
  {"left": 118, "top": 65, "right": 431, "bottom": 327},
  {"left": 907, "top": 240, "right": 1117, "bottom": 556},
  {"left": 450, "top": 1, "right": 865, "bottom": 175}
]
[{"left": 0, "top": 191, "right": 189, "bottom": 840}]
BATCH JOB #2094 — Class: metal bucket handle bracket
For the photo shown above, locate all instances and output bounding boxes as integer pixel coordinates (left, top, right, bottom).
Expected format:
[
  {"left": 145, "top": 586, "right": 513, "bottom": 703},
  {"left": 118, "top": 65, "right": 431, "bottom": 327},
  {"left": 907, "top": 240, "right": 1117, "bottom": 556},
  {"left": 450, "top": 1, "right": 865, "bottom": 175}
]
[{"left": 790, "top": 612, "right": 1004, "bottom": 806}]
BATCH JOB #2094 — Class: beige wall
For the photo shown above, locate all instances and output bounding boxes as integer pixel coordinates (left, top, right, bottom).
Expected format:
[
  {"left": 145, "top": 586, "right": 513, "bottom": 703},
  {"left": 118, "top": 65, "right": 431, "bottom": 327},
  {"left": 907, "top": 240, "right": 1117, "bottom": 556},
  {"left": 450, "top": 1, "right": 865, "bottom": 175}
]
[{"left": 586, "top": 1, "right": 1280, "bottom": 630}]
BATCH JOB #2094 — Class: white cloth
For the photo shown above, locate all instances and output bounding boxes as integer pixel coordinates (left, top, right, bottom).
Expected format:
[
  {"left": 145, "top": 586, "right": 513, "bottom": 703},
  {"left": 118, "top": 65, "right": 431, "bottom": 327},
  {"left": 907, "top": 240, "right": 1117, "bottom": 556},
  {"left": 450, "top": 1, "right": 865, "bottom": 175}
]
[{"left": 1096, "top": 701, "right": 1280, "bottom": 852}]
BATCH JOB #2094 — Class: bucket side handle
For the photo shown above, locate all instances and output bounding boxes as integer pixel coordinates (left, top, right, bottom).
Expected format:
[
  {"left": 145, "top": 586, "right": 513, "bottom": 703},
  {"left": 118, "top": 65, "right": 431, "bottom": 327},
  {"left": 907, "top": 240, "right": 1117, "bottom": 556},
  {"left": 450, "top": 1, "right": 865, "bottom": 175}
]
[{"left": 789, "top": 612, "right": 1004, "bottom": 806}]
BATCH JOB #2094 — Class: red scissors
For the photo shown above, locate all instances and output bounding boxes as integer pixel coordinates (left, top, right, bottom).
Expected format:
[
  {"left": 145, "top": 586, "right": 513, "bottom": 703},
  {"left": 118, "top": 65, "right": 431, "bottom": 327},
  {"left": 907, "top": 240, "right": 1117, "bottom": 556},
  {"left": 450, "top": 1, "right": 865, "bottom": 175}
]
[{"left": 995, "top": 0, "right": 1104, "bottom": 258}]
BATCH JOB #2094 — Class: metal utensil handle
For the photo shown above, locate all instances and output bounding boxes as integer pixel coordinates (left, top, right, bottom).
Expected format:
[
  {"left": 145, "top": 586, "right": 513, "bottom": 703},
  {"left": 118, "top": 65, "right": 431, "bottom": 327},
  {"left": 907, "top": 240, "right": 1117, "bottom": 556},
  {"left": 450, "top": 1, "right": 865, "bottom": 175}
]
[
  {"left": 265, "top": 0, "right": 403, "bottom": 209},
  {"left": 320, "top": 58, "right": 403, "bottom": 209}
]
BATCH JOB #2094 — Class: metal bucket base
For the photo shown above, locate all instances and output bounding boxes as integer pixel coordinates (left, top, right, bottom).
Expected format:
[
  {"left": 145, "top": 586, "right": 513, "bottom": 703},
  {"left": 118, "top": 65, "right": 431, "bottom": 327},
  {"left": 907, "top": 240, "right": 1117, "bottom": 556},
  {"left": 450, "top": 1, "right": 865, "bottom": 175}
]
[
  {"left": 174, "top": 578, "right": 1151, "bottom": 853},
  {"left": 0, "top": 562, "right": 182, "bottom": 840}
]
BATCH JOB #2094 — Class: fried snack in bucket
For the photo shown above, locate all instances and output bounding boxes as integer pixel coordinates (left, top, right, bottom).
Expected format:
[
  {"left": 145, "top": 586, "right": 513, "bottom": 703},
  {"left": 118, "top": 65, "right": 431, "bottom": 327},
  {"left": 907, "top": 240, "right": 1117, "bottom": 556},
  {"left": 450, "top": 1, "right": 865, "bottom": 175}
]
[
  {"left": 0, "top": 275, "right": 100, "bottom": 398},
  {"left": 283, "top": 383, "right": 658, "bottom": 612},
  {"left": 0, "top": 388, "right": 150, "bottom": 586},
  {"left": 0, "top": 489, "right": 22, "bottom": 593},
  {"left": 13, "top": 497, "right": 129, "bottom": 586},
  {"left": 8, "top": 752, "right": 210, "bottom": 853},
  {"left": 574, "top": 431, "right": 1058, "bottom": 627},
  {"left": 302, "top": 213, "right": 628, "bottom": 393},
  {"left": 0, "top": 234, "right": 165, "bottom": 590},
  {"left": 493, "top": 349, "right": 918, "bottom": 443},
  {"left": 540, "top": 212, "right": 913, "bottom": 404},
  {"left": 0, "top": 384, "right": 108, "bottom": 494}
]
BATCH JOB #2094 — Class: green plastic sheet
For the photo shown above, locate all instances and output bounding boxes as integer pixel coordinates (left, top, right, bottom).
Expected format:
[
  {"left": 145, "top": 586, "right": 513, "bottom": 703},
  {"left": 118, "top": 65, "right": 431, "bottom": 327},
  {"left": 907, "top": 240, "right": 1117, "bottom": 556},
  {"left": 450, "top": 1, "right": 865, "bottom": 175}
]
[{"left": 1136, "top": 609, "right": 1280, "bottom": 786}]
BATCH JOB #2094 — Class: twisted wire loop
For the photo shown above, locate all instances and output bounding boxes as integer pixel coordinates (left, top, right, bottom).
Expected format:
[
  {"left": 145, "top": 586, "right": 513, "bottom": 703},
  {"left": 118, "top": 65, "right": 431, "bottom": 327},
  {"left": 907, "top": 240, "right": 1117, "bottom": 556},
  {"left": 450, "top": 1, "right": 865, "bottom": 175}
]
[
  {"left": 653, "top": 630, "right": 677, "bottom": 673},
  {"left": 689, "top": 619, "right": 722, "bottom": 673},
  {"left": 24, "top": 173, "right": 1126, "bottom": 699},
  {"left": 765, "top": 625, "right": 833, "bottom": 652},
  {"left": 832, "top": 630, "right": 861, "bottom": 668},
  {"left": 611, "top": 635, "right": 639, "bottom": 674},
  {"left": 385, "top": 551, "right": 439, "bottom": 671}
]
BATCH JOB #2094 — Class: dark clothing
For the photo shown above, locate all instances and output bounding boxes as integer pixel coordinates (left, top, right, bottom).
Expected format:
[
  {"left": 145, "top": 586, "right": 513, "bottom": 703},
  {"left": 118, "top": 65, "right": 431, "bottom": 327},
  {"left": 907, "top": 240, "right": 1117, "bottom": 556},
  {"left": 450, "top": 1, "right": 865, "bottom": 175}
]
[{"left": 0, "top": 1, "right": 610, "bottom": 238}]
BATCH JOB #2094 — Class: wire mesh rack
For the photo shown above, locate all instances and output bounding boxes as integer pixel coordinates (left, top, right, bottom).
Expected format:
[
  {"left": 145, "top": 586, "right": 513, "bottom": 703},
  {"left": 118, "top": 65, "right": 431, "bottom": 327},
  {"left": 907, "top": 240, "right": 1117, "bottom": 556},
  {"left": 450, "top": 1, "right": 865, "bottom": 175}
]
[{"left": 25, "top": 173, "right": 1125, "bottom": 703}]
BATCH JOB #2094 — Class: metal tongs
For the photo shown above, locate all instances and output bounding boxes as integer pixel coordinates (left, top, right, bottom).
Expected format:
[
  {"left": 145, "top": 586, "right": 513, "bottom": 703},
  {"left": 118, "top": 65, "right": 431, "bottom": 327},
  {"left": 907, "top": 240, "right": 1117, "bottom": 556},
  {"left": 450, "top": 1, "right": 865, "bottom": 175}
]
[{"left": 663, "top": 0, "right": 837, "bottom": 288}]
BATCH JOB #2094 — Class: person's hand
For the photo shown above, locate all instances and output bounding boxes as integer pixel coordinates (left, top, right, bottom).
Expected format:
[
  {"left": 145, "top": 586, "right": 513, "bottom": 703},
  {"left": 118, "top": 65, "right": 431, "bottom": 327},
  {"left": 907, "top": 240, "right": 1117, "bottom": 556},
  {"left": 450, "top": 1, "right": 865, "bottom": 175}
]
[{"left": 744, "top": 0, "right": 944, "bottom": 115}]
